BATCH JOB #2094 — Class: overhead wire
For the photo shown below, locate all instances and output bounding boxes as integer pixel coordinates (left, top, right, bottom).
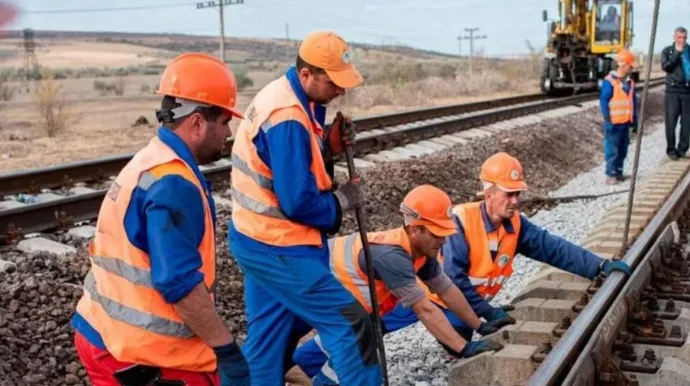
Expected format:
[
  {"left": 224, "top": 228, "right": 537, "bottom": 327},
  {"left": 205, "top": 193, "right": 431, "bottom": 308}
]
[{"left": 621, "top": 0, "right": 661, "bottom": 252}]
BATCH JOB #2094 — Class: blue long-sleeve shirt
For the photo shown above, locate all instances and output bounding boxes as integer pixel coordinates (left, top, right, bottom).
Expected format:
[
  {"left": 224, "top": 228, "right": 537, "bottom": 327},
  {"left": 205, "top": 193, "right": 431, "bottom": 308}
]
[
  {"left": 228, "top": 66, "right": 340, "bottom": 257},
  {"left": 599, "top": 71, "right": 638, "bottom": 129},
  {"left": 72, "top": 127, "right": 217, "bottom": 350},
  {"left": 441, "top": 202, "right": 603, "bottom": 317}
]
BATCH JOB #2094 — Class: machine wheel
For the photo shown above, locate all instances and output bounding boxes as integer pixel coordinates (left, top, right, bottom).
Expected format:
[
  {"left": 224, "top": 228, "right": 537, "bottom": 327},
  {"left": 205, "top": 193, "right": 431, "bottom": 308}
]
[{"left": 540, "top": 59, "right": 559, "bottom": 96}]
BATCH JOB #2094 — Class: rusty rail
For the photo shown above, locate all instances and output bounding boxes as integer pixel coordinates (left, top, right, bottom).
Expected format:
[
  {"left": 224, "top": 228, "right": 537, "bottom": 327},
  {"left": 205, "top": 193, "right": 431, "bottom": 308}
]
[
  {"left": 0, "top": 92, "right": 548, "bottom": 197},
  {"left": 0, "top": 78, "right": 666, "bottom": 239}
]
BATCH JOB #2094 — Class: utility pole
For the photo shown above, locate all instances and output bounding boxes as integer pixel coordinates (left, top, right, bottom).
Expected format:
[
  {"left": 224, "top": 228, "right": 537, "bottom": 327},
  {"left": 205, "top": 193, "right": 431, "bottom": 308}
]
[
  {"left": 22, "top": 28, "right": 39, "bottom": 93},
  {"left": 460, "top": 27, "right": 487, "bottom": 78},
  {"left": 196, "top": 0, "right": 245, "bottom": 64},
  {"left": 285, "top": 23, "right": 290, "bottom": 41}
]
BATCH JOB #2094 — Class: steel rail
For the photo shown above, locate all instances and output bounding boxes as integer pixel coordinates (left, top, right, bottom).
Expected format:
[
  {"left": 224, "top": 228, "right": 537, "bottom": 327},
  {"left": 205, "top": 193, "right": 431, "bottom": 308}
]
[
  {"left": 0, "top": 92, "right": 550, "bottom": 197},
  {"left": 0, "top": 78, "right": 666, "bottom": 237},
  {"left": 524, "top": 158, "right": 690, "bottom": 386}
]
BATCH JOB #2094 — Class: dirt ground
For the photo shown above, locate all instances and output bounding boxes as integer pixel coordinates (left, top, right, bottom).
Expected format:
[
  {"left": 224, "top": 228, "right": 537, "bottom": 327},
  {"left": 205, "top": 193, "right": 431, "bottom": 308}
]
[{"left": 0, "top": 34, "right": 553, "bottom": 173}]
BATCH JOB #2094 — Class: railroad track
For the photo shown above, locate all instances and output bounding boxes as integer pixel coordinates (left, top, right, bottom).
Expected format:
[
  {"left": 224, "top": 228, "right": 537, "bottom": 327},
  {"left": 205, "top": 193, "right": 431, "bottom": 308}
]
[
  {"left": 447, "top": 157, "right": 690, "bottom": 385},
  {"left": 0, "top": 77, "right": 665, "bottom": 242},
  {"left": 0, "top": 92, "right": 548, "bottom": 198}
]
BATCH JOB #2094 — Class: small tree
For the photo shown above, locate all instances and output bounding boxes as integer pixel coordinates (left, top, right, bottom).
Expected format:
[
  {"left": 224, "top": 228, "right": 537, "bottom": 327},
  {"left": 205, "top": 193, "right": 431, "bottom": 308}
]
[
  {"left": 232, "top": 66, "right": 254, "bottom": 91},
  {"left": 34, "top": 70, "right": 68, "bottom": 137},
  {"left": 114, "top": 76, "right": 126, "bottom": 96}
]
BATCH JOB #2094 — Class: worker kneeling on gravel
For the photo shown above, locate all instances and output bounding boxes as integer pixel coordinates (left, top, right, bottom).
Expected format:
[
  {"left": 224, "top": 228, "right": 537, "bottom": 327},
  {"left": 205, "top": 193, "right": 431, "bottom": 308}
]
[
  {"left": 384, "top": 152, "right": 634, "bottom": 347},
  {"left": 292, "top": 185, "right": 506, "bottom": 384},
  {"left": 70, "top": 53, "right": 250, "bottom": 385}
]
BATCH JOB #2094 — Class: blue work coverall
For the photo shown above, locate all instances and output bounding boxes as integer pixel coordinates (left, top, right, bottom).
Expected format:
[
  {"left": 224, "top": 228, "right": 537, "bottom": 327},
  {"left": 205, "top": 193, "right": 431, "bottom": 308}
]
[
  {"left": 293, "top": 202, "right": 605, "bottom": 378},
  {"left": 600, "top": 72, "right": 638, "bottom": 178},
  {"left": 228, "top": 67, "right": 382, "bottom": 386}
]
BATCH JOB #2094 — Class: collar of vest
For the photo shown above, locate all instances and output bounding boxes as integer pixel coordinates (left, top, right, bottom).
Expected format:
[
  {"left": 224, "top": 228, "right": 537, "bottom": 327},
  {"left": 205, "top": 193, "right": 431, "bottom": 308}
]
[
  {"left": 156, "top": 126, "right": 209, "bottom": 191},
  {"left": 479, "top": 201, "right": 516, "bottom": 234},
  {"left": 285, "top": 66, "right": 327, "bottom": 129}
]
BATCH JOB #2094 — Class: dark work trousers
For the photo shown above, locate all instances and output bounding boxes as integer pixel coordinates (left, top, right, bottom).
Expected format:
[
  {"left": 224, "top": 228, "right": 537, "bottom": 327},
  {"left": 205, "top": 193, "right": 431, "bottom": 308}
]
[{"left": 665, "top": 91, "right": 690, "bottom": 156}]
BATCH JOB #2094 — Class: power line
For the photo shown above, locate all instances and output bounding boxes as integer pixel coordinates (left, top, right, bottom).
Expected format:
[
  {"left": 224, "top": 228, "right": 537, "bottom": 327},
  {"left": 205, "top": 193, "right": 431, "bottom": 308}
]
[{"left": 459, "top": 27, "right": 487, "bottom": 77}]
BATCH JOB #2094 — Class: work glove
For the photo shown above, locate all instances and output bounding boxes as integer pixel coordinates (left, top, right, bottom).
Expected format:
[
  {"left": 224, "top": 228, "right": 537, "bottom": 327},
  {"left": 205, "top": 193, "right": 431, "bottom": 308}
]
[
  {"left": 476, "top": 321, "right": 499, "bottom": 336},
  {"left": 213, "top": 341, "right": 251, "bottom": 386},
  {"left": 485, "top": 315, "right": 517, "bottom": 330},
  {"left": 449, "top": 339, "right": 504, "bottom": 359},
  {"left": 324, "top": 111, "right": 357, "bottom": 158},
  {"left": 333, "top": 176, "right": 363, "bottom": 211},
  {"left": 483, "top": 305, "right": 514, "bottom": 322},
  {"left": 599, "top": 259, "right": 632, "bottom": 277}
]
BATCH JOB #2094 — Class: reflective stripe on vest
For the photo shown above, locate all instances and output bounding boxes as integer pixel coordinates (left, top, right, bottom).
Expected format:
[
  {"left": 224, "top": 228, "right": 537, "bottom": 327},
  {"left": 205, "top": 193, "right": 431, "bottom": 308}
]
[
  {"left": 330, "top": 227, "right": 427, "bottom": 316},
  {"left": 230, "top": 76, "right": 333, "bottom": 247},
  {"left": 606, "top": 74, "right": 635, "bottom": 125},
  {"left": 422, "top": 202, "right": 521, "bottom": 308},
  {"left": 75, "top": 136, "right": 217, "bottom": 372}
]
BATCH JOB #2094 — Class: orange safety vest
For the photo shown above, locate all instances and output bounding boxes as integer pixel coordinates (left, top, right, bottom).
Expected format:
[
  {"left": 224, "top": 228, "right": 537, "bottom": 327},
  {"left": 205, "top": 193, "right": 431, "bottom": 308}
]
[
  {"left": 606, "top": 74, "right": 635, "bottom": 125},
  {"left": 75, "top": 136, "right": 218, "bottom": 372},
  {"left": 230, "top": 75, "right": 333, "bottom": 247},
  {"left": 423, "top": 202, "right": 521, "bottom": 308},
  {"left": 330, "top": 227, "right": 428, "bottom": 316}
]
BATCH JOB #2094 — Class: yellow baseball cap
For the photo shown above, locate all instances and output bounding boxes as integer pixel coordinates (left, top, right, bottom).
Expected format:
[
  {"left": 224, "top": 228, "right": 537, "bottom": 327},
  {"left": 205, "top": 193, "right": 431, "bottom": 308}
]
[{"left": 298, "top": 31, "right": 363, "bottom": 89}]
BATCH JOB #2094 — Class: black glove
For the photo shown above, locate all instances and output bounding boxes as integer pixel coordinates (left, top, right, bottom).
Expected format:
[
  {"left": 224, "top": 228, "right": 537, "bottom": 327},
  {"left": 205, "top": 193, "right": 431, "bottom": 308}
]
[
  {"left": 476, "top": 321, "right": 498, "bottom": 336},
  {"left": 333, "top": 177, "right": 363, "bottom": 211},
  {"left": 484, "top": 306, "right": 510, "bottom": 322},
  {"left": 449, "top": 339, "right": 504, "bottom": 359},
  {"left": 486, "top": 315, "right": 517, "bottom": 330},
  {"left": 213, "top": 341, "right": 250, "bottom": 386}
]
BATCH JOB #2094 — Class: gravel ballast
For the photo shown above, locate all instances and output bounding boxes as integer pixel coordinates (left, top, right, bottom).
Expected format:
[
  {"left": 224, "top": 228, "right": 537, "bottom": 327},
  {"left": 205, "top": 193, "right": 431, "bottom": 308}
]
[{"left": 0, "top": 91, "right": 667, "bottom": 385}]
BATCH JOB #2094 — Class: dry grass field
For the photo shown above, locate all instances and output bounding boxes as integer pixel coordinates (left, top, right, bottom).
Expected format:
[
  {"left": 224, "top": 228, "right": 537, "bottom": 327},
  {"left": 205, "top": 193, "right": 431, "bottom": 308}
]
[{"left": 0, "top": 31, "right": 550, "bottom": 173}]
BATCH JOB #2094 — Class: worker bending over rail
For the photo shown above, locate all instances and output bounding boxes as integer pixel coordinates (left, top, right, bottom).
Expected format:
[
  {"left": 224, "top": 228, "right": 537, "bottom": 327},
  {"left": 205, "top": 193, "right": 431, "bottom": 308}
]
[
  {"left": 228, "top": 30, "right": 382, "bottom": 386},
  {"left": 600, "top": 49, "right": 638, "bottom": 185},
  {"left": 71, "top": 53, "right": 249, "bottom": 385},
  {"left": 383, "top": 152, "right": 633, "bottom": 345},
  {"left": 293, "top": 185, "right": 506, "bottom": 384}
]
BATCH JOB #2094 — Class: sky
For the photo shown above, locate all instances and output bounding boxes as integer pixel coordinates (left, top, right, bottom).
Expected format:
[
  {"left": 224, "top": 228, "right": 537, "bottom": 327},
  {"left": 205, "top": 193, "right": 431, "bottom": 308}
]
[{"left": 3, "top": 0, "right": 690, "bottom": 58}]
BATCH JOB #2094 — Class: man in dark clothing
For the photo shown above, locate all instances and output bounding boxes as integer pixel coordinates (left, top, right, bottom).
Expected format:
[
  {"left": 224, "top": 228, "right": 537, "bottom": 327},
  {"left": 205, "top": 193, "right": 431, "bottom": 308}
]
[{"left": 662, "top": 26, "right": 690, "bottom": 160}]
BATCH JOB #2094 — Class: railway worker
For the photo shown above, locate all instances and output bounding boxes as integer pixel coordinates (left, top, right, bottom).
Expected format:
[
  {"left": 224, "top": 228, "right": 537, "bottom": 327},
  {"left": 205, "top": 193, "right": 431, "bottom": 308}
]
[
  {"left": 339, "top": 152, "right": 634, "bottom": 352},
  {"left": 291, "top": 185, "right": 506, "bottom": 385},
  {"left": 70, "top": 52, "right": 250, "bottom": 385},
  {"left": 408, "top": 152, "right": 634, "bottom": 341},
  {"left": 600, "top": 49, "right": 638, "bottom": 185},
  {"left": 227, "top": 30, "right": 381, "bottom": 386},
  {"left": 662, "top": 26, "right": 690, "bottom": 161}
]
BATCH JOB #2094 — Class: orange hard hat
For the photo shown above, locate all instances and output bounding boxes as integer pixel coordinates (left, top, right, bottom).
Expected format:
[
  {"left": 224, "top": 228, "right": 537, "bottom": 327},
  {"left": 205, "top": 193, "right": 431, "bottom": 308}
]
[
  {"left": 616, "top": 49, "right": 636, "bottom": 67},
  {"left": 400, "top": 185, "right": 457, "bottom": 237},
  {"left": 157, "top": 52, "right": 244, "bottom": 119},
  {"left": 479, "top": 152, "right": 528, "bottom": 193}
]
